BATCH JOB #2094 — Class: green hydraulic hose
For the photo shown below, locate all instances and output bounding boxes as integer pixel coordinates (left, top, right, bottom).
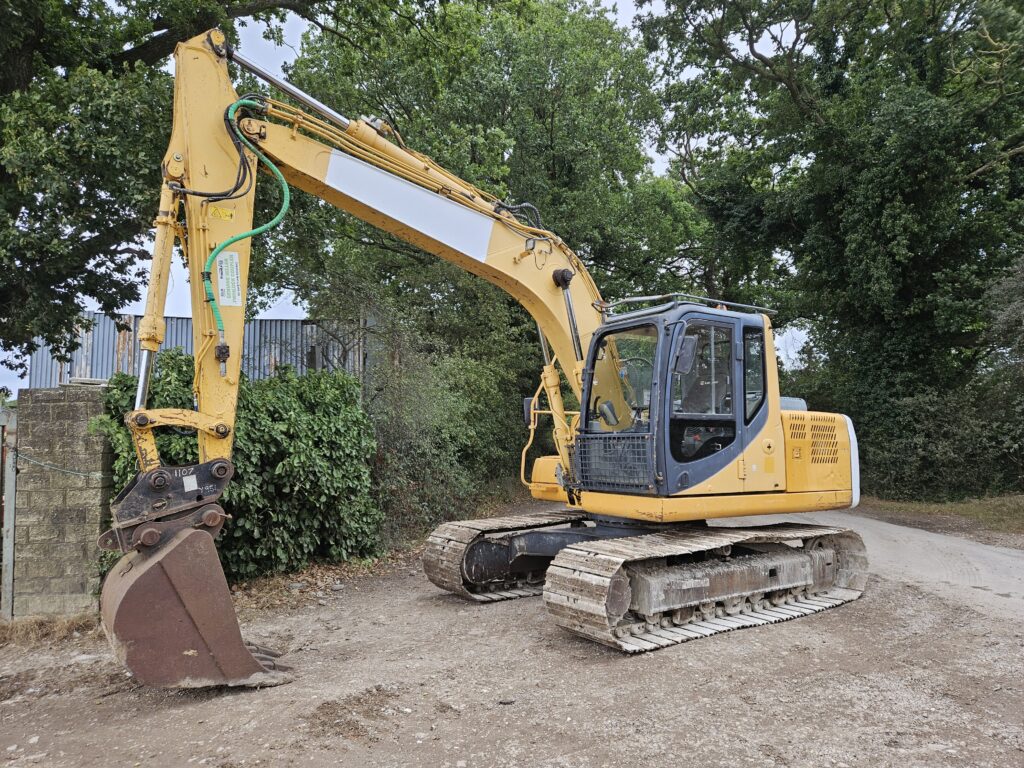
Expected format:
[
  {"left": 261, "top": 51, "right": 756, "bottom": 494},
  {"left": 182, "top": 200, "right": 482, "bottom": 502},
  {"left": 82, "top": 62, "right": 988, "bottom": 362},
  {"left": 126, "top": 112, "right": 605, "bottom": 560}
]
[{"left": 203, "top": 99, "right": 291, "bottom": 363}]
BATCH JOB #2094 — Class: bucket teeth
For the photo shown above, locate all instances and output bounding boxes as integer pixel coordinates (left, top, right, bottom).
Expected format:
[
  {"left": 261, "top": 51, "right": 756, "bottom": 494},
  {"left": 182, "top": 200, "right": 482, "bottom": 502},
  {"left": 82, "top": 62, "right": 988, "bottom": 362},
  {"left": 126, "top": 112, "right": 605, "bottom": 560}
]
[{"left": 100, "top": 528, "right": 291, "bottom": 688}]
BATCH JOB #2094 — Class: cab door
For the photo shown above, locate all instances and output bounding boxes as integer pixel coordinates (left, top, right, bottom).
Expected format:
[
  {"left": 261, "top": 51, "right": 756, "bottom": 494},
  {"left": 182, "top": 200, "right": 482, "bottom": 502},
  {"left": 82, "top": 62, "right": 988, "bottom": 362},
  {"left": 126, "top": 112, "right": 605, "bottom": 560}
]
[{"left": 663, "top": 314, "right": 744, "bottom": 495}]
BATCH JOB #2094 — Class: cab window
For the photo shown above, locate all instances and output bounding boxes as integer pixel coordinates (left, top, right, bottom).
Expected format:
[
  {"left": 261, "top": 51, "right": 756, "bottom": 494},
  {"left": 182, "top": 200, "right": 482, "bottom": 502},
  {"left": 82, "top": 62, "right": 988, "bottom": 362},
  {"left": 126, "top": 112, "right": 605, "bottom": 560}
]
[
  {"left": 669, "top": 322, "right": 736, "bottom": 462},
  {"left": 587, "top": 325, "right": 657, "bottom": 433},
  {"left": 743, "top": 327, "right": 765, "bottom": 423},
  {"left": 672, "top": 324, "right": 733, "bottom": 416}
]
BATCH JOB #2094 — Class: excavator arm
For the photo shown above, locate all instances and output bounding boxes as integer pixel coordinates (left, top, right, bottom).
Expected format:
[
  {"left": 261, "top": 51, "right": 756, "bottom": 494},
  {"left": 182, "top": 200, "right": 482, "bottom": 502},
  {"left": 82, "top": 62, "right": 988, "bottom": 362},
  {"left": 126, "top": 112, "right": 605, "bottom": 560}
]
[{"left": 99, "top": 29, "right": 626, "bottom": 687}]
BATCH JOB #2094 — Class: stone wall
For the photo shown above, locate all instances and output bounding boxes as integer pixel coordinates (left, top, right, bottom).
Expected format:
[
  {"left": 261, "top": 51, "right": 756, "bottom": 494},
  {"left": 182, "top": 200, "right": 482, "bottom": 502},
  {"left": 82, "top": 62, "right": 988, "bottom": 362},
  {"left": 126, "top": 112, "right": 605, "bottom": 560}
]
[{"left": 11, "top": 385, "right": 113, "bottom": 617}]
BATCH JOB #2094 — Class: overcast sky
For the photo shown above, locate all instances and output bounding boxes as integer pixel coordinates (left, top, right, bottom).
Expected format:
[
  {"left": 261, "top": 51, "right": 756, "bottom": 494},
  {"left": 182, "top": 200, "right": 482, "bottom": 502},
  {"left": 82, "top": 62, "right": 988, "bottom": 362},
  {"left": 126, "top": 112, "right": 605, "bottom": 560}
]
[{"left": 3, "top": 2, "right": 803, "bottom": 396}]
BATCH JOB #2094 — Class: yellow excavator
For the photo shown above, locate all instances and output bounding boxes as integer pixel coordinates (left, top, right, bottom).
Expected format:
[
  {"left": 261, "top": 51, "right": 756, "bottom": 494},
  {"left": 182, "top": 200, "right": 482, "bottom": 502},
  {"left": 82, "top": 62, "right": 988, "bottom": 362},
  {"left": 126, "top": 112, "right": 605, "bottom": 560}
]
[{"left": 98, "top": 30, "right": 867, "bottom": 688}]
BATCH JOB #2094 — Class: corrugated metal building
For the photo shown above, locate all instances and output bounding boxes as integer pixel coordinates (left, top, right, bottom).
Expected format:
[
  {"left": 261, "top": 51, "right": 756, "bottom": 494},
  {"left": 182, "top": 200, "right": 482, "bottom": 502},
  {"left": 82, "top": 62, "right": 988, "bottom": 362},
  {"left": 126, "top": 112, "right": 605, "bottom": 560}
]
[{"left": 28, "top": 312, "right": 367, "bottom": 388}]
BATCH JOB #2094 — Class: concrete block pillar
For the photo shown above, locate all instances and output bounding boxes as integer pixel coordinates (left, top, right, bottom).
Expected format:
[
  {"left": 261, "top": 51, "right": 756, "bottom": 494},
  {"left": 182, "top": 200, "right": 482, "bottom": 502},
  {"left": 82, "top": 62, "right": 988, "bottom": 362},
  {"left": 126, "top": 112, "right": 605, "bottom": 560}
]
[{"left": 9, "top": 384, "right": 113, "bottom": 617}]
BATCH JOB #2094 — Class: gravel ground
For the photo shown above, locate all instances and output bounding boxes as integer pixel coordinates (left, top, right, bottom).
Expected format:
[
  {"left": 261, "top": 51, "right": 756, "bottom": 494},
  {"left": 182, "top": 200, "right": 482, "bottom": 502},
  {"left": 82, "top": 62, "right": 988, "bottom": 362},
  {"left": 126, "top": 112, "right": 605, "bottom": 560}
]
[
  {"left": 1, "top": 509, "right": 1022, "bottom": 768},
  {"left": 852, "top": 500, "right": 1024, "bottom": 551}
]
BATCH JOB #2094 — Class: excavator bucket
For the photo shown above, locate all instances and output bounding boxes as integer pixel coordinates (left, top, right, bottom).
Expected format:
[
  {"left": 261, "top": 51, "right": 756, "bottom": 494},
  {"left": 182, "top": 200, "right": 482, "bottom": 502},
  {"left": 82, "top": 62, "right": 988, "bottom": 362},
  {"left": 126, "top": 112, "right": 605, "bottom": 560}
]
[{"left": 100, "top": 527, "right": 291, "bottom": 689}]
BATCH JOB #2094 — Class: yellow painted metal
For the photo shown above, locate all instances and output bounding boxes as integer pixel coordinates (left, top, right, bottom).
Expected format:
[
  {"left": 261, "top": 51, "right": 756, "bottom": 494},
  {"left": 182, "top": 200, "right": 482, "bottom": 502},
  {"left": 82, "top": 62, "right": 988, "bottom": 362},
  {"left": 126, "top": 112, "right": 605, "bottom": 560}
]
[
  {"left": 520, "top": 379, "right": 545, "bottom": 487},
  {"left": 780, "top": 411, "right": 854, "bottom": 494},
  {"left": 576, "top": 489, "right": 854, "bottom": 523},
  {"left": 136, "top": 186, "right": 179, "bottom": 355},
  {"left": 519, "top": 367, "right": 571, "bottom": 502},
  {"left": 130, "top": 30, "right": 259, "bottom": 469},
  {"left": 242, "top": 117, "right": 607, "bottom": 397},
  {"left": 128, "top": 427, "right": 160, "bottom": 474},
  {"left": 127, "top": 406, "right": 232, "bottom": 473},
  {"left": 178, "top": 37, "right": 257, "bottom": 464},
  {"left": 527, "top": 456, "right": 568, "bottom": 502},
  {"left": 738, "top": 319, "right": 788, "bottom": 493}
]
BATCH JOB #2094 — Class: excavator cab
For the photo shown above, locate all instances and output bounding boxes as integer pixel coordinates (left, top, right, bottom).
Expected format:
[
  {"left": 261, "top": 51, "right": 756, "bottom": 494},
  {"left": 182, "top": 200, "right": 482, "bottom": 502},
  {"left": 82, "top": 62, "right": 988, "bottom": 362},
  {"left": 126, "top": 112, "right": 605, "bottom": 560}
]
[
  {"left": 425, "top": 299, "right": 866, "bottom": 651},
  {"left": 573, "top": 301, "right": 771, "bottom": 500}
]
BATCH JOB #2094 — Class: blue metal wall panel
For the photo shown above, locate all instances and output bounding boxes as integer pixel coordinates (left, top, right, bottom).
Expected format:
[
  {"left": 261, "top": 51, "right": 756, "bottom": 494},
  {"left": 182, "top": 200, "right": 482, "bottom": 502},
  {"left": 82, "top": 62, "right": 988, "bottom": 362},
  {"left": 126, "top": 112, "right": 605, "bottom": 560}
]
[
  {"left": 27, "top": 346, "right": 59, "bottom": 388},
  {"left": 164, "top": 317, "right": 195, "bottom": 358},
  {"left": 27, "top": 312, "right": 359, "bottom": 387}
]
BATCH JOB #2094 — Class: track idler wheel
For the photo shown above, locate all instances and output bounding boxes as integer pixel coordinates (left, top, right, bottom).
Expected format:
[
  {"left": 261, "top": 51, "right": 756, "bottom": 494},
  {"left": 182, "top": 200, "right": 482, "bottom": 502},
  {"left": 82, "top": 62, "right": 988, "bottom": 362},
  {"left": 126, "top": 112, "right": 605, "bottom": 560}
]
[{"left": 100, "top": 527, "right": 290, "bottom": 689}]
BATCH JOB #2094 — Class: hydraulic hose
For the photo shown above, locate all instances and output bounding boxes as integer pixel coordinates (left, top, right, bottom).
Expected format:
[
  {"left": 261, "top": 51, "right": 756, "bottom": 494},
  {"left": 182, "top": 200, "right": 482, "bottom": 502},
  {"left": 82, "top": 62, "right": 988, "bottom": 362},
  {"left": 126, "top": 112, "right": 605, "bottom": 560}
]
[{"left": 203, "top": 98, "right": 291, "bottom": 372}]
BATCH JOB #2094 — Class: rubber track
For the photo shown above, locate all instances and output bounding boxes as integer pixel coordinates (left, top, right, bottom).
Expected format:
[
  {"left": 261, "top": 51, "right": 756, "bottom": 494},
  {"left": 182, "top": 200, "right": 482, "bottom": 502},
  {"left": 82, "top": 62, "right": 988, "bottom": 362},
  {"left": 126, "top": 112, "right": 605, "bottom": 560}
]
[
  {"left": 543, "top": 523, "right": 868, "bottom": 653},
  {"left": 423, "top": 510, "right": 587, "bottom": 602}
]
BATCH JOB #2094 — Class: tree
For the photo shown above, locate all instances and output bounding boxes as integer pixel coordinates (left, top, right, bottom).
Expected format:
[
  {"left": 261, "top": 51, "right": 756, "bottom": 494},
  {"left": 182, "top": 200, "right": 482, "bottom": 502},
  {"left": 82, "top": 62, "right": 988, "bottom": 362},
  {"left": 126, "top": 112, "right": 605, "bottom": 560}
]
[
  {"left": 644, "top": 0, "right": 1024, "bottom": 496},
  {"left": 0, "top": 0, "right": 444, "bottom": 373}
]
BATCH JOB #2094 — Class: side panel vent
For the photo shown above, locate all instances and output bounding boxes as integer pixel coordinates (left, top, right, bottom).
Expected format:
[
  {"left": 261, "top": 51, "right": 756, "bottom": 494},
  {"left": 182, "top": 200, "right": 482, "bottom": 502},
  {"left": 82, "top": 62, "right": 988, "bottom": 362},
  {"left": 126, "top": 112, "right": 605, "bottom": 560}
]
[
  {"left": 809, "top": 415, "right": 839, "bottom": 465},
  {"left": 787, "top": 413, "right": 807, "bottom": 441}
]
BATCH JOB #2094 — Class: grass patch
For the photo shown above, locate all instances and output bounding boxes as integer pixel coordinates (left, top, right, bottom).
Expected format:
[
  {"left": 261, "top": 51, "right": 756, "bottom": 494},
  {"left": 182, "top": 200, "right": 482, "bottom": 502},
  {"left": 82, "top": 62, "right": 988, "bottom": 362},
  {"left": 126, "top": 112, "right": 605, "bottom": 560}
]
[
  {"left": 0, "top": 613, "right": 99, "bottom": 646},
  {"left": 861, "top": 495, "right": 1024, "bottom": 534}
]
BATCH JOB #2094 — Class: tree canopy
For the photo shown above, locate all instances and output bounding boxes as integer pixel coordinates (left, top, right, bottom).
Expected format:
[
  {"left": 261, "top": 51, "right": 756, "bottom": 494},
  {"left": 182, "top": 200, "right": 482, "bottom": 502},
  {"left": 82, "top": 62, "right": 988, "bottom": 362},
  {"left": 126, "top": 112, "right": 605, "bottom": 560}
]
[
  {"left": 642, "top": 0, "right": 1024, "bottom": 496},
  {"left": 266, "top": 0, "right": 702, "bottom": 302}
]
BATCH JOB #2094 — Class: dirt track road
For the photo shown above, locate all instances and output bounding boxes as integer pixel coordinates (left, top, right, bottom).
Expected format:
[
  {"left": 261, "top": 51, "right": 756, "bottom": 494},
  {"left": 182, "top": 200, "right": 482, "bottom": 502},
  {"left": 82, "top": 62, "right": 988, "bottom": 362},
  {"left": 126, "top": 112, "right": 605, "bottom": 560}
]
[
  {"left": 734, "top": 510, "right": 1024, "bottom": 617},
  {"left": 2, "top": 508, "right": 1022, "bottom": 768}
]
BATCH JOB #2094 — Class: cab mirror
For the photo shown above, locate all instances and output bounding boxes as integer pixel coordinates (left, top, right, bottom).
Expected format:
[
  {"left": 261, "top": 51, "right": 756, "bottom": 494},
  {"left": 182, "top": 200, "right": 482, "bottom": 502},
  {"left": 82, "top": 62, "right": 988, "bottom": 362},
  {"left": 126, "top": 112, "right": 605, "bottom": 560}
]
[
  {"left": 598, "top": 400, "right": 619, "bottom": 426},
  {"left": 673, "top": 336, "right": 697, "bottom": 375}
]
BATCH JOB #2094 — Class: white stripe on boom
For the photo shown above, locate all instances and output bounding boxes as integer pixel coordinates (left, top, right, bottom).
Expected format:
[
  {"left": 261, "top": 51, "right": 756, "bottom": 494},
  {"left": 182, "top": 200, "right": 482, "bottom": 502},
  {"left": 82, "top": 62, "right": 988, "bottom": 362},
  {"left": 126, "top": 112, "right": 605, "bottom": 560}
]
[{"left": 324, "top": 150, "right": 494, "bottom": 261}]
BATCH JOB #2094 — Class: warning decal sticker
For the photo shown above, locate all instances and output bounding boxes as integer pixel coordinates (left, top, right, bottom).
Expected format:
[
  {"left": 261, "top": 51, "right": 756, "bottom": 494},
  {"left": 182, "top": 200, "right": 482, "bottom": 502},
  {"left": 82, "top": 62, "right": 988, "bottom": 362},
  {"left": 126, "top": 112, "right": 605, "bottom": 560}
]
[{"left": 216, "top": 251, "right": 243, "bottom": 307}]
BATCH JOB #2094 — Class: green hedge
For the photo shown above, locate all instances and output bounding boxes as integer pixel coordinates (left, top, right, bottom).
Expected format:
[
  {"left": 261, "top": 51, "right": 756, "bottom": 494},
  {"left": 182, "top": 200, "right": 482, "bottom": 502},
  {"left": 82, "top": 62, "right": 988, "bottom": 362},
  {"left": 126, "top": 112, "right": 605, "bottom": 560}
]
[
  {"left": 94, "top": 349, "right": 381, "bottom": 579},
  {"left": 857, "top": 379, "right": 1024, "bottom": 501}
]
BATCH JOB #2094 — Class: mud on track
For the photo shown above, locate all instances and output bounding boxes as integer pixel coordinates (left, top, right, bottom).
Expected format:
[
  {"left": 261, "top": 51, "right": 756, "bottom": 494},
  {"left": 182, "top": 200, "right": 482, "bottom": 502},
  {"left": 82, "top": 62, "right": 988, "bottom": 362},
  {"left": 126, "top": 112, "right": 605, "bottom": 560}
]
[{"left": 1, "top": 510, "right": 1022, "bottom": 767}]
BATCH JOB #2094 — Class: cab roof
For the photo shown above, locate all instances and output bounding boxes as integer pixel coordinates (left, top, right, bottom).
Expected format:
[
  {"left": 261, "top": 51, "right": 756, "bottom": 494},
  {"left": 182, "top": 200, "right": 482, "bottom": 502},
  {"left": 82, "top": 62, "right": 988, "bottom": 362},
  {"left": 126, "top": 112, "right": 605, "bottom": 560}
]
[{"left": 599, "top": 294, "right": 774, "bottom": 330}]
